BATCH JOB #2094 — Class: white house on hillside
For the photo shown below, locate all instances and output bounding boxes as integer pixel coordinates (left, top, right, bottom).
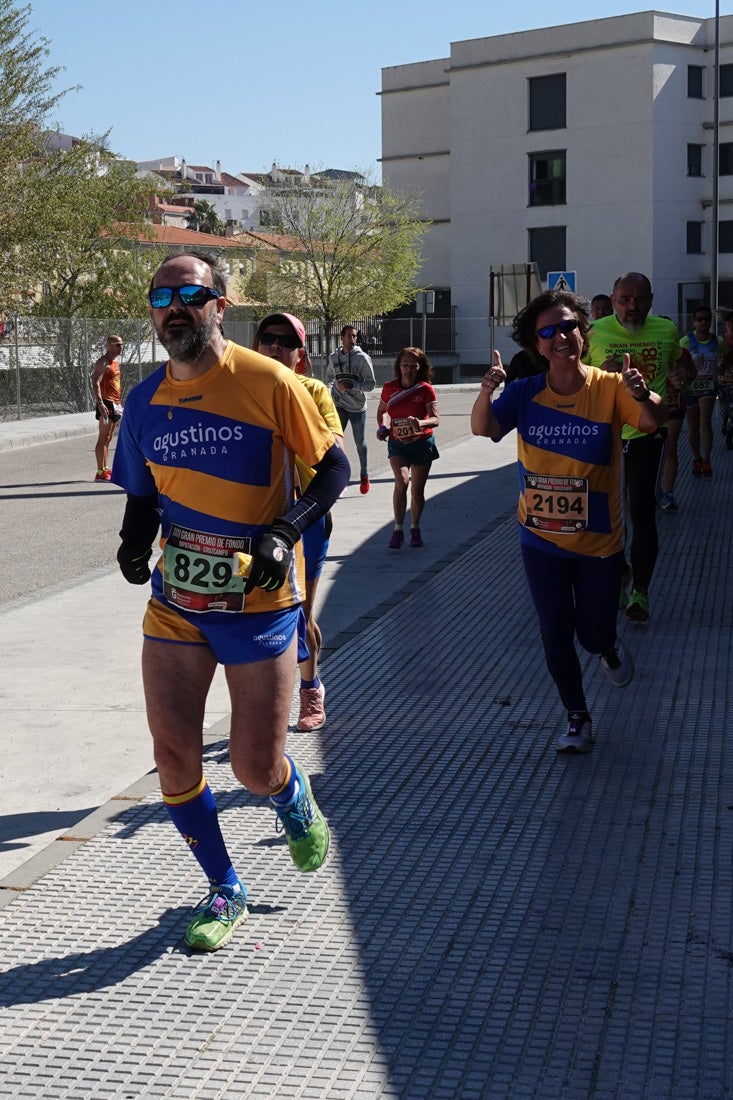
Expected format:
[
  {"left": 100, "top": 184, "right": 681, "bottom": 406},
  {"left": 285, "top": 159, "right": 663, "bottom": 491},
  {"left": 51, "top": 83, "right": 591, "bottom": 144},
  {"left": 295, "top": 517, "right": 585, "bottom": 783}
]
[
  {"left": 237, "top": 164, "right": 367, "bottom": 228},
  {"left": 139, "top": 158, "right": 366, "bottom": 234},
  {"left": 137, "top": 156, "right": 262, "bottom": 231},
  {"left": 381, "top": 10, "right": 733, "bottom": 368}
]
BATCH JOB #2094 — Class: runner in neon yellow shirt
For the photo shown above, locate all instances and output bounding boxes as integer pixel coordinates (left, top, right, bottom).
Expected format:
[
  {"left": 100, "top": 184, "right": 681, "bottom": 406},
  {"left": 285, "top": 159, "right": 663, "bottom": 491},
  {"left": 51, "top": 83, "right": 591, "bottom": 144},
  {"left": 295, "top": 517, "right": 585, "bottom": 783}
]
[{"left": 588, "top": 272, "right": 693, "bottom": 624}]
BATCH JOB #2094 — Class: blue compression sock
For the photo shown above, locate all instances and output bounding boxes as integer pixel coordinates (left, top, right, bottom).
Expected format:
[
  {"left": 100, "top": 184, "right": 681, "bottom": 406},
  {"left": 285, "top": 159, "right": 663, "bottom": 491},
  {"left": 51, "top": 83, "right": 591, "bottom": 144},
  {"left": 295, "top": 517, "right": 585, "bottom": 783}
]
[
  {"left": 163, "top": 777, "right": 240, "bottom": 888},
  {"left": 269, "top": 754, "right": 300, "bottom": 808}
]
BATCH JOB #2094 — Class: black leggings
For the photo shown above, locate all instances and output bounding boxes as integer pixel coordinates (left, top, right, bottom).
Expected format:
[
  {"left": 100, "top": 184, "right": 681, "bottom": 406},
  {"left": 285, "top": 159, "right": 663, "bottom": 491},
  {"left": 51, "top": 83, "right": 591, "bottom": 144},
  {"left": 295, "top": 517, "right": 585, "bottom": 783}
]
[
  {"left": 623, "top": 431, "right": 666, "bottom": 590},
  {"left": 521, "top": 543, "right": 625, "bottom": 714}
]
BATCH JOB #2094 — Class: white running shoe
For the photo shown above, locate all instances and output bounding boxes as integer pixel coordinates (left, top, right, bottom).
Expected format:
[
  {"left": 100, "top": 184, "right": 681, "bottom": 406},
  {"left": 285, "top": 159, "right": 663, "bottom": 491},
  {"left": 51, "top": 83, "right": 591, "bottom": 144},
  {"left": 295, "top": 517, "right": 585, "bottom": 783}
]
[
  {"left": 600, "top": 643, "right": 635, "bottom": 688},
  {"left": 556, "top": 711, "right": 594, "bottom": 753}
]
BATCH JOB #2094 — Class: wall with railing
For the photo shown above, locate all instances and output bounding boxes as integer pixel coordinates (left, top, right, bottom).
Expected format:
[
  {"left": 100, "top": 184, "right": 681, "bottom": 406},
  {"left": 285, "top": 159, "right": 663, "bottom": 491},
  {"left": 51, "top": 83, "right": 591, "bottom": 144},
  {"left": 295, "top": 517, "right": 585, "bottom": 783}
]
[{"left": 0, "top": 311, "right": 458, "bottom": 420}]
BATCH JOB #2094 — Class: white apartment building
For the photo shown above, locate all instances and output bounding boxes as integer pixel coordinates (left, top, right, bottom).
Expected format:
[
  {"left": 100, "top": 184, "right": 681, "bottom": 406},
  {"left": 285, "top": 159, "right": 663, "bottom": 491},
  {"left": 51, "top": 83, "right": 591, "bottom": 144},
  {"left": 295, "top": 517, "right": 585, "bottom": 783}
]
[{"left": 381, "top": 10, "right": 733, "bottom": 368}]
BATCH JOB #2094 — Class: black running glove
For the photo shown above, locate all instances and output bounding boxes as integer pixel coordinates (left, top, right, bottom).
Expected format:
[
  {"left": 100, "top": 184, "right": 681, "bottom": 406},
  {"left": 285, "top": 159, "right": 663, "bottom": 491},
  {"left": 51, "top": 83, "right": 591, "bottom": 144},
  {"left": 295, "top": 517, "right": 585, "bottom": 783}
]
[
  {"left": 117, "top": 493, "right": 159, "bottom": 584},
  {"left": 244, "top": 518, "right": 300, "bottom": 594},
  {"left": 117, "top": 543, "right": 152, "bottom": 585}
]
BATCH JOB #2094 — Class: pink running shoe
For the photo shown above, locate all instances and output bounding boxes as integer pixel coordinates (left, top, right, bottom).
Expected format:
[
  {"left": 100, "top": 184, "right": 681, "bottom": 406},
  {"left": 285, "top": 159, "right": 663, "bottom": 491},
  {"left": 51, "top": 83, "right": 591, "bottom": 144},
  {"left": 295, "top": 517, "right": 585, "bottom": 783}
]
[
  {"left": 388, "top": 529, "right": 404, "bottom": 549},
  {"left": 410, "top": 527, "right": 424, "bottom": 548},
  {"left": 297, "top": 682, "right": 326, "bottom": 732}
]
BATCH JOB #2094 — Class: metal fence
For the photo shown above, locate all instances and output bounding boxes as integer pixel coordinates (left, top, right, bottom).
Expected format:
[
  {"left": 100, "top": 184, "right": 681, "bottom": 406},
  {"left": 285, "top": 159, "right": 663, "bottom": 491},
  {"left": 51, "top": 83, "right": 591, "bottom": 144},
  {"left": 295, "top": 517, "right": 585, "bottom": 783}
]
[
  {"left": 0, "top": 316, "right": 157, "bottom": 421},
  {"left": 0, "top": 312, "right": 457, "bottom": 421}
]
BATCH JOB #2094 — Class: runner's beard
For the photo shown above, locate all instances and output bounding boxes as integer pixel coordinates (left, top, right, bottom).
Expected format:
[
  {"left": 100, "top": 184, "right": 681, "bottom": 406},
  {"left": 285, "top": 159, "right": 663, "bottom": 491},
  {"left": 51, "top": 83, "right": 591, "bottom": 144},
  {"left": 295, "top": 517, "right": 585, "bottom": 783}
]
[{"left": 156, "top": 310, "right": 219, "bottom": 362}]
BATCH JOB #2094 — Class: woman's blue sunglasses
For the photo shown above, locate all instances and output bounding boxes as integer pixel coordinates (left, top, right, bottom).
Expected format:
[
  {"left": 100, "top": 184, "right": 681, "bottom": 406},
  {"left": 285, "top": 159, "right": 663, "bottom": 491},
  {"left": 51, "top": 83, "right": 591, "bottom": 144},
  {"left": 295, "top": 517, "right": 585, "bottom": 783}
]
[{"left": 535, "top": 318, "right": 579, "bottom": 340}]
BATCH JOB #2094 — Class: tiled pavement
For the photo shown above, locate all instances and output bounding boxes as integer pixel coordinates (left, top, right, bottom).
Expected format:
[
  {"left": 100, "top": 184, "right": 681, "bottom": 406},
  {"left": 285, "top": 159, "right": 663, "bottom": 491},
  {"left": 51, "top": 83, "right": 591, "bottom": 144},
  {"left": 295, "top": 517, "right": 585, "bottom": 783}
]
[{"left": 0, "top": 418, "right": 732, "bottom": 1098}]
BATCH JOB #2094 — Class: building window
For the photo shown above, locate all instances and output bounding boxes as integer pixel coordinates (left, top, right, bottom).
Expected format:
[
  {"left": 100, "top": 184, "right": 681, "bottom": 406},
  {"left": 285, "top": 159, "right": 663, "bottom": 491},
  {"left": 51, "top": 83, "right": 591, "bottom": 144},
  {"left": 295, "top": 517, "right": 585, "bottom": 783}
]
[
  {"left": 529, "top": 226, "right": 566, "bottom": 279},
  {"left": 721, "top": 64, "right": 733, "bottom": 97},
  {"left": 528, "top": 74, "right": 566, "bottom": 131},
  {"left": 688, "top": 65, "right": 704, "bottom": 98},
  {"left": 529, "top": 151, "right": 566, "bottom": 206},
  {"left": 687, "top": 144, "right": 703, "bottom": 177},
  {"left": 719, "top": 222, "right": 733, "bottom": 252},
  {"left": 687, "top": 222, "right": 703, "bottom": 254},
  {"left": 720, "top": 143, "right": 733, "bottom": 175}
]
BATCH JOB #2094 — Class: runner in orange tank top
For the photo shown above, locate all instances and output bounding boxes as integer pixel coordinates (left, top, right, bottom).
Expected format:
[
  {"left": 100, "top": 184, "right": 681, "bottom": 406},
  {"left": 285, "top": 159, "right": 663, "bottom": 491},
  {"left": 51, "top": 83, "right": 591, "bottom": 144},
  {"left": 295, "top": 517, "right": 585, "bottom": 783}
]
[{"left": 90, "top": 334, "right": 124, "bottom": 481}]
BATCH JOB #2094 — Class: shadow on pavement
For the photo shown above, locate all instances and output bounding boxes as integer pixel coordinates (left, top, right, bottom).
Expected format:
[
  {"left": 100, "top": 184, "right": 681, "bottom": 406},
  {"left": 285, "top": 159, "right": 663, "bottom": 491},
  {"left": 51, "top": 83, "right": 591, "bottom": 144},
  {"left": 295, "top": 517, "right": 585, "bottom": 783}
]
[
  {"left": 0, "top": 907, "right": 190, "bottom": 1006},
  {"left": 0, "top": 809, "right": 97, "bottom": 850}
]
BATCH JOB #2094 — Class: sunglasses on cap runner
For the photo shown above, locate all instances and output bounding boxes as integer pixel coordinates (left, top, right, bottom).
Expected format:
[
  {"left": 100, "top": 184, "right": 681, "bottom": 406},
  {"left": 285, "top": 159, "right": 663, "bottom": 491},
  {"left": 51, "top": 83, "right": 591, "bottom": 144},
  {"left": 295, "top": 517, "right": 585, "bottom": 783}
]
[
  {"left": 257, "top": 331, "right": 301, "bottom": 350},
  {"left": 535, "top": 318, "right": 580, "bottom": 340},
  {"left": 148, "top": 285, "right": 222, "bottom": 309}
]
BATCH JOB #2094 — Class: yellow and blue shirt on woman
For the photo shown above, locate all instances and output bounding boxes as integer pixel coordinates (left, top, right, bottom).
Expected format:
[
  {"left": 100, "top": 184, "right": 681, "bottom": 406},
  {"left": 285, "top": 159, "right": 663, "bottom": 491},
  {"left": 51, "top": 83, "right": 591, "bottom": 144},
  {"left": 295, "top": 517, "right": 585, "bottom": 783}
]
[{"left": 490, "top": 368, "right": 646, "bottom": 559}]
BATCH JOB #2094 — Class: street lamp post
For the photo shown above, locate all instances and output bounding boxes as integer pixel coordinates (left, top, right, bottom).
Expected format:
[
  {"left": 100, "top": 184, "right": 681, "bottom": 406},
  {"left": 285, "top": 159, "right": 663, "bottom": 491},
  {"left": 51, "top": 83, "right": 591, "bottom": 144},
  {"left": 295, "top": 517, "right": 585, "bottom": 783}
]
[{"left": 712, "top": 0, "right": 720, "bottom": 314}]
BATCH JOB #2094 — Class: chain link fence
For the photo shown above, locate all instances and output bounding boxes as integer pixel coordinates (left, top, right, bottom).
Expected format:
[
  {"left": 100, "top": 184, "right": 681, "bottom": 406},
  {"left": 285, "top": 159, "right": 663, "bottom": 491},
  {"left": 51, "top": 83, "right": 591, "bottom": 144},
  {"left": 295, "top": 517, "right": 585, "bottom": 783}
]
[{"left": 0, "top": 312, "right": 457, "bottom": 421}]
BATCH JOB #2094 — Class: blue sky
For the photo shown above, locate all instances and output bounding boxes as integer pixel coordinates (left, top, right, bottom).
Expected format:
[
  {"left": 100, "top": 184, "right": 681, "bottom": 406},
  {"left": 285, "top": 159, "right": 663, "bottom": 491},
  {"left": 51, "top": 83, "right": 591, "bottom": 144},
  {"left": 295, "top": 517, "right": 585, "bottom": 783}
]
[{"left": 27, "top": 0, "right": 730, "bottom": 179}]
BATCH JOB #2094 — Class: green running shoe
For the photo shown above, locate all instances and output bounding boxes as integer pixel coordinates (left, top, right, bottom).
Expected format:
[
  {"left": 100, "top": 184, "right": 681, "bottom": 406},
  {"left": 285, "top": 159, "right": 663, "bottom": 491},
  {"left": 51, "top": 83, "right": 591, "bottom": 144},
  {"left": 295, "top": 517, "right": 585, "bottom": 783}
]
[
  {"left": 625, "top": 588, "right": 650, "bottom": 623},
  {"left": 184, "top": 884, "right": 248, "bottom": 951},
  {"left": 275, "top": 763, "right": 330, "bottom": 872}
]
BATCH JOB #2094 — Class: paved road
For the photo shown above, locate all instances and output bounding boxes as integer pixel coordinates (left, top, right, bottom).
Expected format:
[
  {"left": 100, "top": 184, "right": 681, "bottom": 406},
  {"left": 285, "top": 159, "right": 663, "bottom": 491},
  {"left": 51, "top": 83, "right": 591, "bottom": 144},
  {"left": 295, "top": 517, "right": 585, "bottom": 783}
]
[
  {"left": 0, "top": 389, "right": 484, "bottom": 607},
  {"left": 0, "top": 436, "right": 123, "bottom": 605}
]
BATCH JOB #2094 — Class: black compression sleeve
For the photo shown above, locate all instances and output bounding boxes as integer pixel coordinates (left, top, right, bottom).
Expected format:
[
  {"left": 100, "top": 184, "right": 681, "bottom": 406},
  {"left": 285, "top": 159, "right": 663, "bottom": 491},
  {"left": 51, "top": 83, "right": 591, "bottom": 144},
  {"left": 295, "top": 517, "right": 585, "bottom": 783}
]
[
  {"left": 119, "top": 492, "right": 160, "bottom": 549},
  {"left": 282, "top": 443, "right": 350, "bottom": 536}
]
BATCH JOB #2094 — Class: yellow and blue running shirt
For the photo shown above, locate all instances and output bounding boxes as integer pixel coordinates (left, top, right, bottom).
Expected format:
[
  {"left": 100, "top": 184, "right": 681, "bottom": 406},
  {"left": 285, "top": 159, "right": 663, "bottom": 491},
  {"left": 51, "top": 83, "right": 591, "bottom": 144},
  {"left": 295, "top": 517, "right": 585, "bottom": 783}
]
[
  {"left": 294, "top": 375, "right": 343, "bottom": 492},
  {"left": 491, "top": 368, "right": 645, "bottom": 559},
  {"left": 588, "top": 313, "right": 682, "bottom": 440},
  {"left": 112, "top": 341, "right": 336, "bottom": 614}
]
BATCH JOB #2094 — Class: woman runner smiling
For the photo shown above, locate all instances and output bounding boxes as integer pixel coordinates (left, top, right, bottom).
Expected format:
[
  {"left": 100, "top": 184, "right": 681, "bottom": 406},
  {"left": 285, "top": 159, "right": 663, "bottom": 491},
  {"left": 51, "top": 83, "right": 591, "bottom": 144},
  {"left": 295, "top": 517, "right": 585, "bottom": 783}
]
[{"left": 471, "top": 291, "right": 665, "bottom": 753}]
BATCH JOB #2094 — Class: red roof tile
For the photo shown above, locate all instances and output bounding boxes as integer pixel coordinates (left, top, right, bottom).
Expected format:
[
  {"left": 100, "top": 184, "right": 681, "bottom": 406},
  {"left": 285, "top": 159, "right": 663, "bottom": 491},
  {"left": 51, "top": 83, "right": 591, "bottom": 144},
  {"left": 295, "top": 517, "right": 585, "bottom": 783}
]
[{"left": 115, "top": 223, "right": 254, "bottom": 248}]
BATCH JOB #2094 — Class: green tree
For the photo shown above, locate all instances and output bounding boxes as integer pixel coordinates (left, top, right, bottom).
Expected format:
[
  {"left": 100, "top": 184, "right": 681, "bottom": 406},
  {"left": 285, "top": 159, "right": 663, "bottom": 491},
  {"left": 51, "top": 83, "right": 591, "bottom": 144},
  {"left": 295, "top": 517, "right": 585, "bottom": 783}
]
[
  {"left": 0, "top": 0, "right": 72, "bottom": 295},
  {"left": 242, "top": 267, "right": 270, "bottom": 304},
  {"left": 24, "top": 147, "right": 169, "bottom": 410},
  {"left": 186, "top": 199, "right": 226, "bottom": 236},
  {"left": 0, "top": 2, "right": 173, "bottom": 411},
  {"left": 25, "top": 146, "right": 165, "bottom": 319},
  {"left": 0, "top": 1, "right": 167, "bottom": 315},
  {"left": 19, "top": 144, "right": 166, "bottom": 412},
  {"left": 244, "top": 173, "right": 428, "bottom": 347}
]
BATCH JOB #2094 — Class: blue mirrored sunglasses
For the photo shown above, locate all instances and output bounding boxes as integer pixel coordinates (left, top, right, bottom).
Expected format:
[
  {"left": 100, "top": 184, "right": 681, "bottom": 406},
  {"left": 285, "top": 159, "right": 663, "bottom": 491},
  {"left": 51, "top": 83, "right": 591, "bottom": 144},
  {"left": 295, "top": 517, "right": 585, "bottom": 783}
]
[
  {"left": 535, "top": 318, "right": 579, "bottom": 340},
  {"left": 148, "top": 284, "right": 222, "bottom": 309}
]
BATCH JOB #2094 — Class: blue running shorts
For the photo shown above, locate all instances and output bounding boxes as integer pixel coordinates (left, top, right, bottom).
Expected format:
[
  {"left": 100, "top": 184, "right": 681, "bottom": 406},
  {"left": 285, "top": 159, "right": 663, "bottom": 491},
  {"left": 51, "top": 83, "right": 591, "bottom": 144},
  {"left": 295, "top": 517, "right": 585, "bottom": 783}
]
[
  {"left": 302, "top": 515, "right": 330, "bottom": 582},
  {"left": 143, "top": 598, "right": 308, "bottom": 665}
]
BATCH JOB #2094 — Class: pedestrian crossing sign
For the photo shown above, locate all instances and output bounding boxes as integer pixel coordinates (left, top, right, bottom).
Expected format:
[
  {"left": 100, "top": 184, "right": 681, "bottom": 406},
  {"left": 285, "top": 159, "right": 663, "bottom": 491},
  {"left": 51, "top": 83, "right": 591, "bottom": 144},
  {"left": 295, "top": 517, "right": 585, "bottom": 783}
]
[{"left": 547, "top": 271, "right": 577, "bottom": 293}]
